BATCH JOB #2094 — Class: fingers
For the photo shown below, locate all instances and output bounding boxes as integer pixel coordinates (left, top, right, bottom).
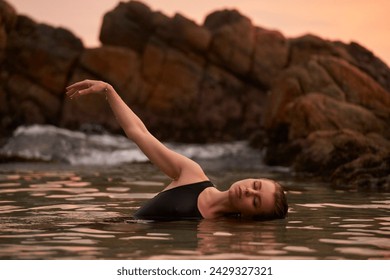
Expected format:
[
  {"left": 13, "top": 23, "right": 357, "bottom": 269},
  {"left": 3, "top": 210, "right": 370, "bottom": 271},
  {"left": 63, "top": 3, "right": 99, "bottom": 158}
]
[
  {"left": 65, "top": 88, "right": 79, "bottom": 99},
  {"left": 66, "top": 80, "right": 87, "bottom": 91},
  {"left": 65, "top": 79, "right": 95, "bottom": 100},
  {"left": 67, "top": 79, "right": 94, "bottom": 89},
  {"left": 65, "top": 79, "right": 110, "bottom": 101},
  {"left": 78, "top": 87, "right": 94, "bottom": 96}
]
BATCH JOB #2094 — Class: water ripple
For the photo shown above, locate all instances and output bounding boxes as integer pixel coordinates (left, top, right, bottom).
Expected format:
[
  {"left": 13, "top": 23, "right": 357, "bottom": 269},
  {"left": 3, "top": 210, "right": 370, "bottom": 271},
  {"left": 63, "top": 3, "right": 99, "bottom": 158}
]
[{"left": 0, "top": 163, "right": 389, "bottom": 259}]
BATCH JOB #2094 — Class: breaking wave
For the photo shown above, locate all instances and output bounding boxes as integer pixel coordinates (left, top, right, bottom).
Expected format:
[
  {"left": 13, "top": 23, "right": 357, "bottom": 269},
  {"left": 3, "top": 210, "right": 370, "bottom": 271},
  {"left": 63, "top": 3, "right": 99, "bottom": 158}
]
[{"left": 0, "top": 125, "right": 265, "bottom": 166}]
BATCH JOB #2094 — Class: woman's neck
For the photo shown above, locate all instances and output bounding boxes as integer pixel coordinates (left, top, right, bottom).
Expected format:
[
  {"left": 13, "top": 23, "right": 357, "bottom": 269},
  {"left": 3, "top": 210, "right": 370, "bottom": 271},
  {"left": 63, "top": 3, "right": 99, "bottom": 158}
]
[{"left": 198, "top": 187, "right": 236, "bottom": 219}]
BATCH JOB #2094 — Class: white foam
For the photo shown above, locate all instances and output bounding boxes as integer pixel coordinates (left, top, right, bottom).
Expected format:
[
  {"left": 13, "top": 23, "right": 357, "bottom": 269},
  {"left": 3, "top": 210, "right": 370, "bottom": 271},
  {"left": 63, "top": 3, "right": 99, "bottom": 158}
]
[{"left": 1, "top": 125, "right": 263, "bottom": 166}]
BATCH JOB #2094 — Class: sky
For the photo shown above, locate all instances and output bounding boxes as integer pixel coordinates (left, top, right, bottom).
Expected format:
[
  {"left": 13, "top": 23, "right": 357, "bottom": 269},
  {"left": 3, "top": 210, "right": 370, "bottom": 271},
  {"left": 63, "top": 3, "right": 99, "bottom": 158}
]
[{"left": 8, "top": 0, "right": 390, "bottom": 66}]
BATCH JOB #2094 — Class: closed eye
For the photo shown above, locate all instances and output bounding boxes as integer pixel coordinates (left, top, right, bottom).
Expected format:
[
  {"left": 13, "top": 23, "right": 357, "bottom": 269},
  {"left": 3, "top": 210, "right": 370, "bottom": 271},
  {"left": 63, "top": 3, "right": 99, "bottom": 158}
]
[
  {"left": 253, "top": 180, "right": 262, "bottom": 190},
  {"left": 253, "top": 196, "right": 261, "bottom": 208}
]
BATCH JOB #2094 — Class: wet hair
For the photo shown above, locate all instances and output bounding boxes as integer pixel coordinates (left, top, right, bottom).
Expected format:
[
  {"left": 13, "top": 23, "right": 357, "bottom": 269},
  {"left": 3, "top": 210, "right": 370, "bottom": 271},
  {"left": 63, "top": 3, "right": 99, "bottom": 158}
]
[{"left": 252, "top": 182, "right": 288, "bottom": 221}]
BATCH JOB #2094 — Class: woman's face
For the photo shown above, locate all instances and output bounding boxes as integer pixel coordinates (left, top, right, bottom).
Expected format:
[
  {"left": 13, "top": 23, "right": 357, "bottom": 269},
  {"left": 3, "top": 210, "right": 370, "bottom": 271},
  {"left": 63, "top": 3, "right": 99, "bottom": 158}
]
[{"left": 228, "top": 178, "right": 276, "bottom": 217}]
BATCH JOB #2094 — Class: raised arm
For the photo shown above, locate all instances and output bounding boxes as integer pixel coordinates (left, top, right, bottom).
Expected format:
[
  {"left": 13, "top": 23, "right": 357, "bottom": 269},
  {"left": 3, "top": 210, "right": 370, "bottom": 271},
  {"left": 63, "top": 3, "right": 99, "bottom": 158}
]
[{"left": 65, "top": 80, "right": 207, "bottom": 183}]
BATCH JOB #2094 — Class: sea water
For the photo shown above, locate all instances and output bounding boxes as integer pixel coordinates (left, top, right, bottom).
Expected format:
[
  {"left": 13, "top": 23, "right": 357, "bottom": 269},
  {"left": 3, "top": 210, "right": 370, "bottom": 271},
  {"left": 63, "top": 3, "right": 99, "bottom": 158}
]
[{"left": 0, "top": 126, "right": 389, "bottom": 259}]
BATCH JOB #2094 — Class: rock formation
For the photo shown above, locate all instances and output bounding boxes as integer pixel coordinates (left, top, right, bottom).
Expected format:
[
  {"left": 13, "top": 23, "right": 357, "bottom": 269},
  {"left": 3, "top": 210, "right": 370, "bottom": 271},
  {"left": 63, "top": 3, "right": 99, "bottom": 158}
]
[{"left": 1, "top": 0, "right": 389, "bottom": 189}]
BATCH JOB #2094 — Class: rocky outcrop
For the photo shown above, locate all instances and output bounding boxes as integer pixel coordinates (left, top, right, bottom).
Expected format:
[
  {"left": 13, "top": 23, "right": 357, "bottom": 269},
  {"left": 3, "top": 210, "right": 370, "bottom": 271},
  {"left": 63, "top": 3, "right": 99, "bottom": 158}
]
[
  {"left": 260, "top": 53, "right": 390, "bottom": 190},
  {"left": 100, "top": 3, "right": 287, "bottom": 142},
  {"left": 1, "top": 0, "right": 390, "bottom": 189},
  {"left": 293, "top": 129, "right": 390, "bottom": 190},
  {"left": 0, "top": 0, "right": 83, "bottom": 136}
]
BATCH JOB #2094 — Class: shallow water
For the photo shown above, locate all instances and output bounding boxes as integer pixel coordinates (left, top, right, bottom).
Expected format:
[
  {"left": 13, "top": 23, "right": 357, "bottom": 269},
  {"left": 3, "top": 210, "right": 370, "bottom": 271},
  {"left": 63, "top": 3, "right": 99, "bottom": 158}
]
[{"left": 0, "top": 161, "right": 389, "bottom": 260}]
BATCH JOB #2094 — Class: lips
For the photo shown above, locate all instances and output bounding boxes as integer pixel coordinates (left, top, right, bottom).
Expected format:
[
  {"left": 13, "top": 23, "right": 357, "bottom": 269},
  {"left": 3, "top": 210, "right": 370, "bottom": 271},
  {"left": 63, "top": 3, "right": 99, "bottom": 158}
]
[{"left": 237, "top": 186, "right": 242, "bottom": 199}]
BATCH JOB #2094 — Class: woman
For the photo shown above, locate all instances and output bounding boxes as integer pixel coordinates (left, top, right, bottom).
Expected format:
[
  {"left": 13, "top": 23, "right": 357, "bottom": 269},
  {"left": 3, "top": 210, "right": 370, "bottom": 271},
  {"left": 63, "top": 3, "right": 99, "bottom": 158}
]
[{"left": 66, "top": 80, "right": 288, "bottom": 221}]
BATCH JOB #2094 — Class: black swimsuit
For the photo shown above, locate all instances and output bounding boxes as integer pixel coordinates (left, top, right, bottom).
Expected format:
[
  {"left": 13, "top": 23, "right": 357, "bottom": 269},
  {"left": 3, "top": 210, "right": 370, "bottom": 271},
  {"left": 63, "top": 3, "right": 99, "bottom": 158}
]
[{"left": 133, "top": 181, "right": 214, "bottom": 221}]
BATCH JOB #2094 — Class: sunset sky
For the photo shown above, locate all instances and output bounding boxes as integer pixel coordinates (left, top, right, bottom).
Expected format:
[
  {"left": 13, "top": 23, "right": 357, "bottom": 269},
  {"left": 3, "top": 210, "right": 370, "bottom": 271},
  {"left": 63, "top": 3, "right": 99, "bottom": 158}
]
[{"left": 9, "top": 0, "right": 390, "bottom": 65}]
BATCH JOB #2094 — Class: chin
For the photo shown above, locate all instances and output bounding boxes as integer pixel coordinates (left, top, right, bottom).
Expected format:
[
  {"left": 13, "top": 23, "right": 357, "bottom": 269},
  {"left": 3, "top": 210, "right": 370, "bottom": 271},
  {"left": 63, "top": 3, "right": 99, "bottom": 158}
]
[
  {"left": 227, "top": 187, "right": 239, "bottom": 207},
  {"left": 228, "top": 186, "right": 234, "bottom": 201}
]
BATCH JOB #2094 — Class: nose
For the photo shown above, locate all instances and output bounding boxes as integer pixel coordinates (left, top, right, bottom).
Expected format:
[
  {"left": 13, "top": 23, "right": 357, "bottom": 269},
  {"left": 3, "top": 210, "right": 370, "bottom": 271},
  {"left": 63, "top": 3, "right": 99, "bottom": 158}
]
[{"left": 244, "top": 188, "right": 257, "bottom": 196}]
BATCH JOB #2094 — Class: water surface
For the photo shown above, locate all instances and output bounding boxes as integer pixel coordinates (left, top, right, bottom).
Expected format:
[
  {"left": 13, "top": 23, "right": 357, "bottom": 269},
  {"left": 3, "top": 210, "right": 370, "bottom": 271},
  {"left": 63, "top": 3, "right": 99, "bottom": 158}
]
[{"left": 0, "top": 162, "right": 389, "bottom": 260}]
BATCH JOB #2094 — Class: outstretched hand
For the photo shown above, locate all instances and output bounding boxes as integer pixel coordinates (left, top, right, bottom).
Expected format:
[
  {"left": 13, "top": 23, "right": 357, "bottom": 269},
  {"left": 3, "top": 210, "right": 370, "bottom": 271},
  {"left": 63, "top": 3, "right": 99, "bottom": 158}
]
[{"left": 66, "top": 79, "right": 109, "bottom": 99}]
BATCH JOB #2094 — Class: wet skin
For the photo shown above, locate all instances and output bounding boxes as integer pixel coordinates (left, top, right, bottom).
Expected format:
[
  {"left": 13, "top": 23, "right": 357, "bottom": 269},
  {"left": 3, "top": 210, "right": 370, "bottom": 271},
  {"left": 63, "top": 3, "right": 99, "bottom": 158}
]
[{"left": 228, "top": 178, "right": 276, "bottom": 216}]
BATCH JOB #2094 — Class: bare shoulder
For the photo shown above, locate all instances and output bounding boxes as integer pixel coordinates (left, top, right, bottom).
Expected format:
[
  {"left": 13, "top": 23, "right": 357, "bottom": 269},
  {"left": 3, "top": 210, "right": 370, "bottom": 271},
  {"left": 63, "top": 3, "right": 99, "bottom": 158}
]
[{"left": 163, "top": 161, "right": 209, "bottom": 191}]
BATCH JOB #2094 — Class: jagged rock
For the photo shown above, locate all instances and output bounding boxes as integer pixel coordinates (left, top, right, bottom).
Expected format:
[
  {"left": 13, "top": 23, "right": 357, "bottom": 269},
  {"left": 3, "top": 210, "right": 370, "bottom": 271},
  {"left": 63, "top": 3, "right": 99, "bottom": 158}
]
[
  {"left": 204, "top": 9, "right": 255, "bottom": 77},
  {"left": 60, "top": 47, "right": 133, "bottom": 132},
  {"left": 0, "top": 0, "right": 17, "bottom": 136},
  {"left": 293, "top": 129, "right": 389, "bottom": 174},
  {"left": 292, "top": 129, "right": 390, "bottom": 190},
  {"left": 0, "top": 86, "right": 11, "bottom": 136},
  {"left": 7, "top": 74, "right": 61, "bottom": 122},
  {"left": 79, "top": 46, "right": 141, "bottom": 90},
  {"left": 263, "top": 56, "right": 390, "bottom": 140},
  {"left": 98, "top": 4, "right": 271, "bottom": 142},
  {"left": 0, "top": 0, "right": 17, "bottom": 31},
  {"left": 0, "top": 0, "right": 17, "bottom": 62},
  {"left": 339, "top": 41, "right": 390, "bottom": 92},
  {"left": 331, "top": 153, "right": 390, "bottom": 191},
  {"left": 100, "top": 0, "right": 164, "bottom": 52},
  {"left": 262, "top": 55, "right": 390, "bottom": 187},
  {"left": 318, "top": 56, "right": 390, "bottom": 120},
  {"left": 159, "top": 13, "right": 211, "bottom": 53},
  {"left": 251, "top": 27, "right": 289, "bottom": 87},
  {"left": 5, "top": 15, "right": 83, "bottom": 93},
  {"left": 1, "top": 10, "right": 83, "bottom": 136},
  {"left": 289, "top": 34, "right": 390, "bottom": 93},
  {"left": 288, "top": 34, "right": 352, "bottom": 66}
]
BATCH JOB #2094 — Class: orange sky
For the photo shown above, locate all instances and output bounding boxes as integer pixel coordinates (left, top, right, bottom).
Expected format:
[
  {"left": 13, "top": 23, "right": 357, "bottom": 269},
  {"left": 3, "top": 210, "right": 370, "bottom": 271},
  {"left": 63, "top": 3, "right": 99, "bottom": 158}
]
[{"left": 9, "top": 0, "right": 390, "bottom": 66}]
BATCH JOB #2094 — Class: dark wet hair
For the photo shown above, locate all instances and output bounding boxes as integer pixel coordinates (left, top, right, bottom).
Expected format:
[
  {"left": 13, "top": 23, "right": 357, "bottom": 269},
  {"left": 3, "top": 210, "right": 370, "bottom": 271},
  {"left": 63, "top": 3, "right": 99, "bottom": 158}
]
[{"left": 252, "top": 182, "right": 288, "bottom": 221}]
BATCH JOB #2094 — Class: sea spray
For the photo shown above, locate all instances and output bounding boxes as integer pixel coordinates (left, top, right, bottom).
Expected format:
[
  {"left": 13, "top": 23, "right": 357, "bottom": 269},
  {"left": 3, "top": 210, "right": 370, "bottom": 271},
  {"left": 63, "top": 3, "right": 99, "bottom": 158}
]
[{"left": 0, "top": 125, "right": 264, "bottom": 167}]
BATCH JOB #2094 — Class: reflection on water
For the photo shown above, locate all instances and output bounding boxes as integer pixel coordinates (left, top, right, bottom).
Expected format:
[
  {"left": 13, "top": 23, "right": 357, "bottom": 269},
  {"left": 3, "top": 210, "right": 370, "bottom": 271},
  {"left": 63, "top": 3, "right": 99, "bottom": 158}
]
[{"left": 0, "top": 163, "right": 389, "bottom": 260}]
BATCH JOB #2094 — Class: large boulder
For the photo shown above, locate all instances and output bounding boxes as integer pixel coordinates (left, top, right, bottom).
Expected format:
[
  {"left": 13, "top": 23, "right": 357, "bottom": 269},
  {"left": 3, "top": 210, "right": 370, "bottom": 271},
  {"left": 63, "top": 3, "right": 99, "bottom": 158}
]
[
  {"left": 5, "top": 15, "right": 83, "bottom": 93},
  {"left": 1, "top": 5, "right": 83, "bottom": 135},
  {"left": 204, "top": 9, "right": 255, "bottom": 77},
  {"left": 338, "top": 41, "right": 390, "bottom": 92},
  {"left": 97, "top": 3, "right": 271, "bottom": 142},
  {"left": 60, "top": 46, "right": 139, "bottom": 132},
  {"left": 7, "top": 74, "right": 61, "bottom": 123},
  {"left": 251, "top": 27, "right": 289, "bottom": 87},
  {"left": 100, "top": 1, "right": 160, "bottom": 52},
  {"left": 261, "top": 53, "right": 390, "bottom": 189},
  {"left": 293, "top": 129, "right": 390, "bottom": 190},
  {"left": 0, "top": 0, "right": 17, "bottom": 136},
  {"left": 0, "top": 0, "right": 17, "bottom": 62}
]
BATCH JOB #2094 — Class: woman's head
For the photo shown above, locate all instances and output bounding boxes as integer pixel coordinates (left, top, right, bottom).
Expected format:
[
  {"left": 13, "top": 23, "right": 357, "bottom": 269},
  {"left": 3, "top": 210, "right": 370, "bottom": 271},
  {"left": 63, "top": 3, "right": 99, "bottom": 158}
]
[{"left": 228, "top": 178, "right": 288, "bottom": 220}]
